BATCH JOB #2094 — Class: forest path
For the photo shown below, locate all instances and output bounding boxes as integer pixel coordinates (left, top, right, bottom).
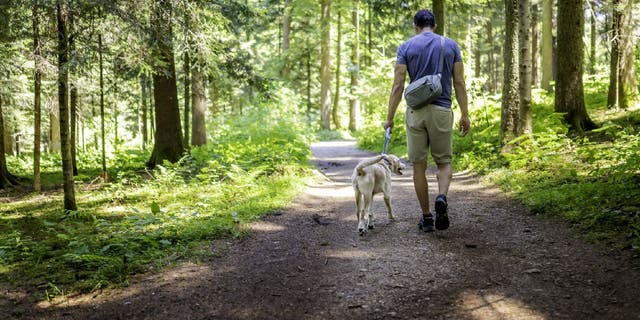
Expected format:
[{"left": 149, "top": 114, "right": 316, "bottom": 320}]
[{"left": 15, "top": 140, "right": 640, "bottom": 319}]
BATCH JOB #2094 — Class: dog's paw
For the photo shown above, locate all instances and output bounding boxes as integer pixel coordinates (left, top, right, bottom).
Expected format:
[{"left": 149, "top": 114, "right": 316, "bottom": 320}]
[
  {"left": 368, "top": 223, "right": 375, "bottom": 230},
  {"left": 359, "top": 228, "right": 366, "bottom": 236},
  {"left": 358, "top": 221, "right": 367, "bottom": 235}
]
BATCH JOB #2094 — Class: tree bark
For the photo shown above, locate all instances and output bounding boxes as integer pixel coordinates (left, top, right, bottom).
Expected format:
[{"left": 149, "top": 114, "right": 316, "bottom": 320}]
[
  {"left": 147, "top": 0, "right": 184, "bottom": 168},
  {"left": 486, "top": 21, "right": 497, "bottom": 93},
  {"left": 588, "top": 1, "right": 596, "bottom": 75},
  {"left": 332, "top": 9, "right": 342, "bottom": 130},
  {"left": 555, "top": 0, "right": 595, "bottom": 133},
  {"left": 531, "top": 2, "right": 539, "bottom": 87},
  {"left": 57, "top": 2, "right": 77, "bottom": 211},
  {"left": 191, "top": 58, "right": 206, "bottom": 146},
  {"left": 501, "top": 0, "right": 520, "bottom": 145},
  {"left": 281, "top": 0, "right": 291, "bottom": 79},
  {"left": 98, "top": 31, "right": 107, "bottom": 178},
  {"left": 69, "top": 12, "right": 78, "bottom": 176},
  {"left": 617, "top": 0, "right": 637, "bottom": 108},
  {"left": 182, "top": 8, "right": 191, "bottom": 148},
  {"left": 183, "top": 50, "right": 190, "bottom": 148},
  {"left": 0, "top": 95, "right": 19, "bottom": 189},
  {"left": 33, "top": 5, "right": 42, "bottom": 192},
  {"left": 141, "top": 75, "right": 148, "bottom": 148},
  {"left": 518, "top": 0, "right": 532, "bottom": 135},
  {"left": 541, "top": 0, "right": 553, "bottom": 91},
  {"left": 349, "top": 0, "right": 360, "bottom": 132},
  {"left": 50, "top": 102, "right": 61, "bottom": 152},
  {"left": 607, "top": 0, "right": 620, "bottom": 108},
  {"left": 320, "top": 0, "right": 332, "bottom": 130},
  {"left": 432, "top": 0, "right": 446, "bottom": 36}
]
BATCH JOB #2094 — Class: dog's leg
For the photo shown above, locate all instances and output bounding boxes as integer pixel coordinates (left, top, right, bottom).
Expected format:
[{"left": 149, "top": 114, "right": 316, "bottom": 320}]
[
  {"left": 384, "top": 193, "right": 395, "bottom": 220},
  {"left": 358, "top": 191, "right": 373, "bottom": 234},
  {"left": 354, "top": 188, "right": 362, "bottom": 221},
  {"left": 364, "top": 192, "right": 374, "bottom": 230}
]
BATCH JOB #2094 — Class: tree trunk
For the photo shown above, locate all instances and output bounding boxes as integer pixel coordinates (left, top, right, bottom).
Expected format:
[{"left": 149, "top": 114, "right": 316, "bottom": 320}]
[
  {"left": 332, "top": 9, "right": 342, "bottom": 130},
  {"left": 69, "top": 11, "right": 78, "bottom": 176},
  {"left": 541, "top": 0, "right": 553, "bottom": 91},
  {"left": 50, "top": 102, "right": 61, "bottom": 152},
  {"left": 607, "top": 0, "right": 621, "bottom": 108},
  {"left": 0, "top": 95, "right": 19, "bottom": 189},
  {"left": 281, "top": 0, "right": 291, "bottom": 79},
  {"left": 147, "top": 0, "right": 184, "bottom": 168},
  {"left": 518, "top": 0, "right": 532, "bottom": 135},
  {"left": 306, "top": 47, "right": 312, "bottom": 114},
  {"left": 432, "top": 0, "right": 446, "bottom": 36},
  {"left": 57, "top": 2, "right": 77, "bottom": 211},
  {"left": 349, "top": 0, "right": 360, "bottom": 132},
  {"left": 98, "top": 31, "right": 107, "bottom": 178},
  {"left": 486, "top": 21, "right": 497, "bottom": 93},
  {"left": 531, "top": 2, "right": 539, "bottom": 87},
  {"left": 501, "top": 0, "right": 520, "bottom": 145},
  {"left": 366, "top": 3, "right": 372, "bottom": 67},
  {"left": 320, "top": 0, "right": 332, "bottom": 130},
  {"left": 182, "top": 8, "right": 191, "bottom": 148},
  {"left": 141, "top": 75, "right": 148, "bottom": 148},
  {"left": 617, "top": 0, "right": 637, "bottom": 108},
  {"left": 183, "top": 50, "right": 190, "bottom": 148},
  {"left": 555, "top": 0, "right": 595, "bottom": 133},
  {"left": 588, "top": 1, "right": 596, "bottom": 75},
  {"left": 191, "top": 59, "right": 206, "bottom": 146},
  {"left": 33, "top": 5, "right": 42, "bottom": 192}
]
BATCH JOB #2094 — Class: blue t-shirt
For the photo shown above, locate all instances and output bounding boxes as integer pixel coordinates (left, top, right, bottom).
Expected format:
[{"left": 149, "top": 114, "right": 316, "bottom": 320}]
[{"left": 396, "top": 32, "right": 462, "bottom": 108}]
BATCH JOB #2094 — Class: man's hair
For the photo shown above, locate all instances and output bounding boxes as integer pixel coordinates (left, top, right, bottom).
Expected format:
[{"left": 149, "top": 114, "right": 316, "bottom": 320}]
[{"left": 413, "top": 10, "right": 436, "bottom": 29}]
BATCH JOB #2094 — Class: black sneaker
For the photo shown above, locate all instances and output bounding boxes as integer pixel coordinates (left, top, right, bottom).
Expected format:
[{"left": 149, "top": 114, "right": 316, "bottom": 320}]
[
  {"left": 435, "top": 194, "right": 449, "bottom": 230},
  {"left": 419, "top": 214, "right": 435, "bottom": 232}
]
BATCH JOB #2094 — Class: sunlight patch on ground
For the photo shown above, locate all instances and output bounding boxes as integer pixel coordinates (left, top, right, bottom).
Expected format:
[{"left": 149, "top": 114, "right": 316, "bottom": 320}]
[
  {"left": 248, "top": 221, "right": 287, "bottom": 232},
  {"left": 324, "top": 248, "right": 375, "bottom": 259},
  {"left": 459, "top": 291, "right": 547, "bottom": 320},
  {"left": 304, "top": 185, "right": 354, "bottom": 198}
]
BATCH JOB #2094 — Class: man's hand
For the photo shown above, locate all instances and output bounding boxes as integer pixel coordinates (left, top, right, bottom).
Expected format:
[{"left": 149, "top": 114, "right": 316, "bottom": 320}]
[
  {"left": 383, "top": 119, "right": 394, "bottom": 132},
  {"left": 459, "top": 115, "right": 470, "bottom": 137}
]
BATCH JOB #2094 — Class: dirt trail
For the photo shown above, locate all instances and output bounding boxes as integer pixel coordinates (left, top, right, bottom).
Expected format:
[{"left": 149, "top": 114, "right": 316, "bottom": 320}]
[{"left": 8, "top": 140, "right": 640, "bottom": 320}]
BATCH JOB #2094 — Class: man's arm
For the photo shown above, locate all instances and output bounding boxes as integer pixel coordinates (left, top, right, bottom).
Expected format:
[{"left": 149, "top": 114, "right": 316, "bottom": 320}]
[
  {"left": 383, "top": 64, "right": 407, "bottom": 131},
  {"left": 453, "top": 61, "right": 470, "bottom": 136}
]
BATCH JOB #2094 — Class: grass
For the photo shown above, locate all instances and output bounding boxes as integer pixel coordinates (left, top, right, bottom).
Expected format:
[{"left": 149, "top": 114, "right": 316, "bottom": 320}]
[
  {"left": 356, "top": 76, "right": 640, "bottom": 252},
  {"left": 0, "top": 110, "right": 314, "bottom": 300}
]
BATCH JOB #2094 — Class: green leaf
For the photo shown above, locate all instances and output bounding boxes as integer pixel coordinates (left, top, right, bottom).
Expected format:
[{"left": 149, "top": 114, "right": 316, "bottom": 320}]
[{"left": 150, "top": 202, "right": 161, "bottom": 214}]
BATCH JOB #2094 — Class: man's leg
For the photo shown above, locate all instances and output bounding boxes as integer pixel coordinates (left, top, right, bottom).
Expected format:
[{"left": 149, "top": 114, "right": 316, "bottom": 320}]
[
  {"left": 413, "top": 161, "right": 430, "bottom": 215},
  {"left": 436, "top": 162, "right": 452, "bottom": 196},
  {"left": 435, "top": 162, "right": 451, "bottom": 230},
  {"left": 414, "top": 161, "right": 435, "bottom": 232}
]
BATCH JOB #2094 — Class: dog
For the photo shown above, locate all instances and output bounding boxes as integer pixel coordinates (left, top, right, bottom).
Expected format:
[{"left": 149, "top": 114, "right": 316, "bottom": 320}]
[{"left": 351, "top": 154, "right": 405, "bottom": 235}]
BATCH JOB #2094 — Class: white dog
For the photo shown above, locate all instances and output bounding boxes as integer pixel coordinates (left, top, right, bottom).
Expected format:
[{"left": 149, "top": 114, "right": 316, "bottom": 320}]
[{"left": 351, "top": 154, "right": 405, "bottom": 235}]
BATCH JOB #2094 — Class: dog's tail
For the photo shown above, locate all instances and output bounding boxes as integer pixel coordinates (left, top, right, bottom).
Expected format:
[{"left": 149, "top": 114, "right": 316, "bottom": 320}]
[{"left": 355, "top": 155, "right": 385, "bottom": 176}]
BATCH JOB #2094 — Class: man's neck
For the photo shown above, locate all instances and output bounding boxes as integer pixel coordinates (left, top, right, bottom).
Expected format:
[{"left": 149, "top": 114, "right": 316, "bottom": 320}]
[{"left": 417, "top": 27, "right": 434, "bottom": 34}]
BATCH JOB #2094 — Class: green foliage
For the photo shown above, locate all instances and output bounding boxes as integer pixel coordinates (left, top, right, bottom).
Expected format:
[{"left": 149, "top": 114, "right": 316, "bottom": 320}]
[{"left": 0, "top": 109, "right": 311, "bottom": 299}]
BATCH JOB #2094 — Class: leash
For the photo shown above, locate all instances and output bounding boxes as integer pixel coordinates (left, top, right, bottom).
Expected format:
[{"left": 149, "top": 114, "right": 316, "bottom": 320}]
[{"left": 382, "top": 127, "right": 391, "bottom": 155}]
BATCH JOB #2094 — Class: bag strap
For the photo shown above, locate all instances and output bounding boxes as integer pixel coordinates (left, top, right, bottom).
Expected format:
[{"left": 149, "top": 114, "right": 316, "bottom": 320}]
[{"left": 437, "top": 36, "right": 445, "bottom": 75}]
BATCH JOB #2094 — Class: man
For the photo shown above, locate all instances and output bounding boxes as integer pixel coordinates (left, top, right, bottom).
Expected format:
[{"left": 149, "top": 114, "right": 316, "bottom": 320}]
[{"left": 383, "top": 9, "right": 470, "bottom": 232}]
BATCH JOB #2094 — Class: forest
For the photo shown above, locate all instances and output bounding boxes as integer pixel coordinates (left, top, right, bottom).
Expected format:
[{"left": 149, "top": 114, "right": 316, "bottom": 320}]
[{"left": 1, "top": 0, "right": 639, "bottom": 305}]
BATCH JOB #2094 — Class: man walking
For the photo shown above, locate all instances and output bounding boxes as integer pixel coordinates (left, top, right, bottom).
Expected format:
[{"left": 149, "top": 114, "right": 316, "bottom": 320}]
[{"left": 383, "top": 9, "right": 470, "bottom": 232}]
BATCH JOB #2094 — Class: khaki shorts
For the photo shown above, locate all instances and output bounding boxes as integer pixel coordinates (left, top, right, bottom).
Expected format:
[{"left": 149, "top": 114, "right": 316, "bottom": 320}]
[{"left": 405, "top": 104, "right": 453, "bottom": 164}]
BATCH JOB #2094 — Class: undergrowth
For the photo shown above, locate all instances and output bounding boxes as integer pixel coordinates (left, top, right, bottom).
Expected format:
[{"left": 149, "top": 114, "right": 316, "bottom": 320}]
[
  {"left": 0, "top": 110, "right": 313, "bottom": 300},
  {"left": 356, "top": 76, "right": 640, "bottom": 252}
]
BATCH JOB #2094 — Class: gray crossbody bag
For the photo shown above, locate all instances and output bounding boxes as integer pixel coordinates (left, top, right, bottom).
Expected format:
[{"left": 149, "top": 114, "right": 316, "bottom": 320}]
[{"left": 404, "top": 36, "right": 445, "bottom": 110}]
